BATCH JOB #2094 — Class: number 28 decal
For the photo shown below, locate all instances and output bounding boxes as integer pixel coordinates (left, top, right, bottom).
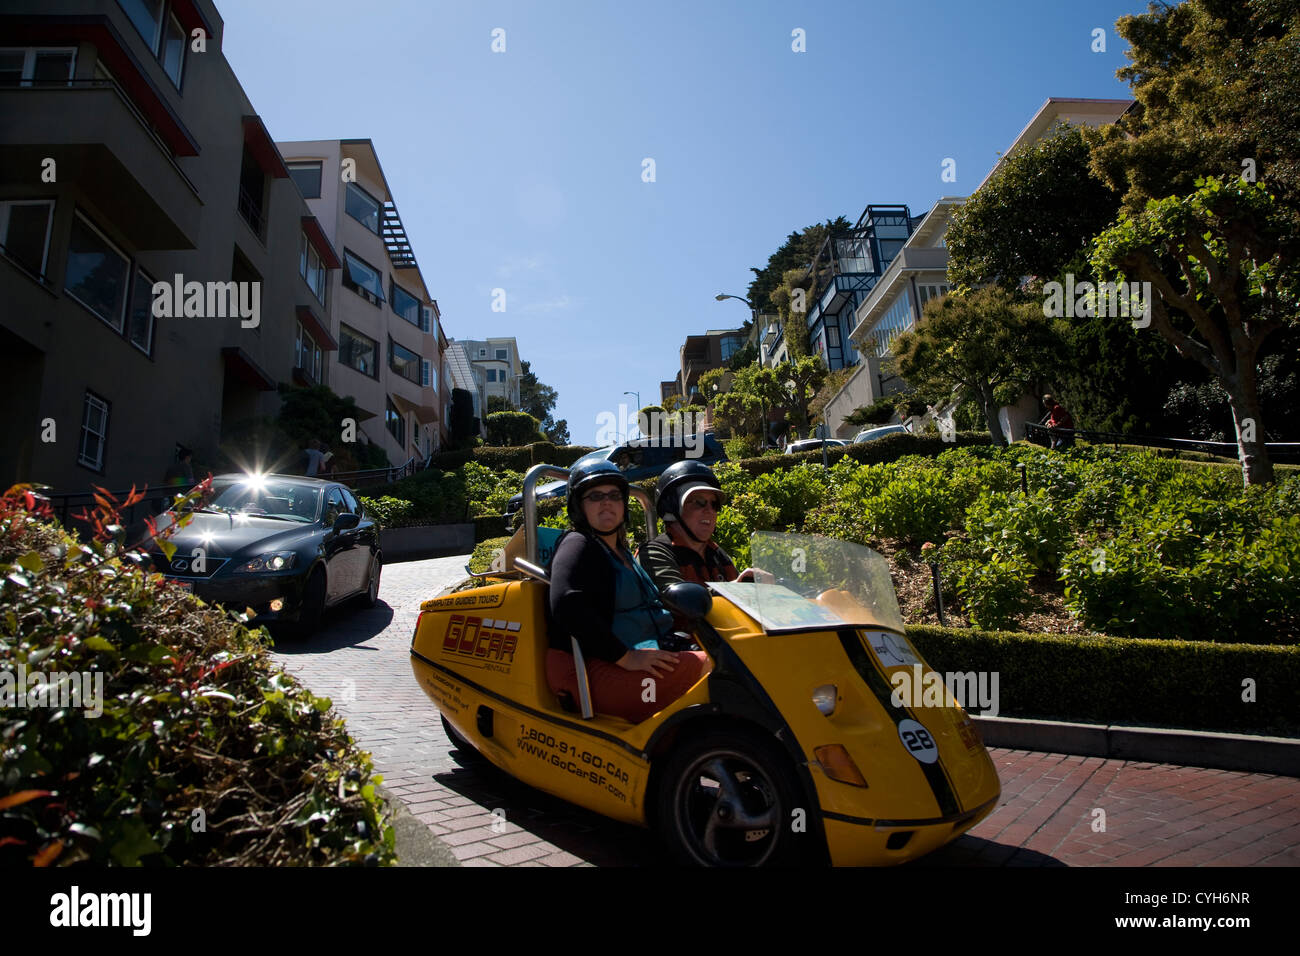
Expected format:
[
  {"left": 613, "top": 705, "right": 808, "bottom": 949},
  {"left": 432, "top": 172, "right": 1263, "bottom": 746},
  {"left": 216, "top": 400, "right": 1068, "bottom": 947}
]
[{"left": 897, "top": 719, "right": 938, "bottom": 764}]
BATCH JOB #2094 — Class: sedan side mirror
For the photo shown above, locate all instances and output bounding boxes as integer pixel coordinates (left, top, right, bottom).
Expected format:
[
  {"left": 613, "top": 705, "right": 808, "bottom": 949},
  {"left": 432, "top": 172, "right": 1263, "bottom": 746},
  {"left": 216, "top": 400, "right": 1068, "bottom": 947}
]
[
  {"left": 660, "top": 582, "right": 712, "bottom": 621},
  {"left": 333, "top": 513, "right": 361, "bottom": 533}
]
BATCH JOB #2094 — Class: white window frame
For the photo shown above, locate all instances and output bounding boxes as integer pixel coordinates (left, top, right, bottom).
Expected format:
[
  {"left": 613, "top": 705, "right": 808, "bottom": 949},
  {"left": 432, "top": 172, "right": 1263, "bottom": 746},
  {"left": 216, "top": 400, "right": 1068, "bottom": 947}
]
[
  {"left": 0, "top": 199, "right": 56, "bottom": 278},
  {"left": 299, "top": 232, "right": 326, "bottom": 304},
  {"left": 78, "top": 391, "right": 110, "bottom": 471},
  {"left": 126, "top": 266, "right": 156, "bottom": 356},
  {"left": 65, "top": 210, "right": 131, "bottom": 331},
  {"left": 0, "top": 47, "right": 78, "bottom": 86}
]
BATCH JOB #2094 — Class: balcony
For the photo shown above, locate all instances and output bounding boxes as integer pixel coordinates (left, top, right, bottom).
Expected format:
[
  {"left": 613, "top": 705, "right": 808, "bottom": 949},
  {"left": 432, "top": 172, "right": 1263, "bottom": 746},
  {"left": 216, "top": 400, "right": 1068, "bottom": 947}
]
[
  {"left": 0, "top": 80, "right": 200, "bottom": 249},
  {"left": 236, "top": 183, "right": 265, "bottom": 240}
]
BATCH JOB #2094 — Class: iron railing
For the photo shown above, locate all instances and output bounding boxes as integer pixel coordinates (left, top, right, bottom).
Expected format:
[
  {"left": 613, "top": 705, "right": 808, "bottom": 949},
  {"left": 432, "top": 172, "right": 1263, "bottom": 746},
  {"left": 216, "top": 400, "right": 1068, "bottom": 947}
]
[{"left": 1024, "top": 422, "right": 1300, "bottom": 463}]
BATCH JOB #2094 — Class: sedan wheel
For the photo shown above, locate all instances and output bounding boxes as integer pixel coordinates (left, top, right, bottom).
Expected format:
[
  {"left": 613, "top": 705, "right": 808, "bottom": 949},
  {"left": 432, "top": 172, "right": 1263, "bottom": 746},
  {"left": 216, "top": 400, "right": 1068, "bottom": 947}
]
[
  {"left": 294, "top": 566, "right": 327, "bottom": 638},
  {"left": 655, "top": 727, "right": 811, "bottom": 867},
  {"left": 361, "top": 551, "right": 382, "bottom": 608}
]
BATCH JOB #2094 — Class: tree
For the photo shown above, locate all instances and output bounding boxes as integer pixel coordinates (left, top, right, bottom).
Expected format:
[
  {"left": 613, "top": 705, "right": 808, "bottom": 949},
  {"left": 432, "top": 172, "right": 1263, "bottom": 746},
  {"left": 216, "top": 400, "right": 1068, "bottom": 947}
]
[
  {"left": 1092, "top": 177, "right": 1298, "bottom": 484},
  {"left": 517, "top": 360, "right": 568, "bottom": 444},
  {"left": 711, "top": 364, "right": 785, "bottom": 444},
  {"left": 486, "top": 395, "right": 512, "bottom": 414},
  {"left": 449, "top": 388, "right": 478, "bottom": 448},
  {"left": 484, "top": 411, "right": 546, "bottom": 446},
  {"left": 780, "top": 355, "right": 827, "bottom": 438},
  {"left": 1086, "top": 0, "right": 1300, "bottom": 224},
  {"left": 892, "top": 287, "right": 1058, "bottom": 446},
  {"left": 946, "top": 126, "right": 1122, "bottom": 291},
  {"left": 746, "top": 217, "right": 852, "bottom": 314}
]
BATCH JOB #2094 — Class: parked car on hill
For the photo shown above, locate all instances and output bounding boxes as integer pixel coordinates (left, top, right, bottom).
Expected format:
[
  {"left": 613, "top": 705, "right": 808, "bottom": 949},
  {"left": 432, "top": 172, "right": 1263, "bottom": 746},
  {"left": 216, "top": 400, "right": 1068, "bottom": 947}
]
[
  {"left": 785, "top": 438, "right": 850, "bottom": 455},
  {"left": 852, "top": 424, "right": 909, "bottom": 444}
]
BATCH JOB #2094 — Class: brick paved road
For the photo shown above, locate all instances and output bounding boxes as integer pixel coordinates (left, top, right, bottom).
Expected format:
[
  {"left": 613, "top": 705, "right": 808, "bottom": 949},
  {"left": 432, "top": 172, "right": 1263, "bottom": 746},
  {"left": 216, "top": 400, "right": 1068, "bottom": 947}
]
[{"left": 270, "top": 556, "right": 1300, "bottom": 868}]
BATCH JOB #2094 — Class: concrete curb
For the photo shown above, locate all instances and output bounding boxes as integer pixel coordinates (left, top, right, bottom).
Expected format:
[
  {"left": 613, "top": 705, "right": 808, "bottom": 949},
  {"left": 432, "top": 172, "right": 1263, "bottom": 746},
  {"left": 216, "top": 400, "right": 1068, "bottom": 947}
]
[
  {"left": 971, "top": 715, "right": 1300, "bottom": 777},
  {"left": 381, "top": 785, "right": 460, "bottom": 867}
]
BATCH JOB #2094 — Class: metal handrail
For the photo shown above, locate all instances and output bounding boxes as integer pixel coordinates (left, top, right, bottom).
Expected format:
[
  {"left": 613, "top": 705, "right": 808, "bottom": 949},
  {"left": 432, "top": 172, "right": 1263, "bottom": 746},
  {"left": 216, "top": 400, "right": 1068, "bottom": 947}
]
[{"left": 1024, "top": 422, "right": 1300, "bottom": 463}]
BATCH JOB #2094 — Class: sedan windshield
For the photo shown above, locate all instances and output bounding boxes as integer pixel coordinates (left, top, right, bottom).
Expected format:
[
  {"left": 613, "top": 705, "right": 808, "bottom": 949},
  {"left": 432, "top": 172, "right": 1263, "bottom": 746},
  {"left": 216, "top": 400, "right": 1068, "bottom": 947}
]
[{"left": 207, "top": 477, "right": 321, "bottom": 523}]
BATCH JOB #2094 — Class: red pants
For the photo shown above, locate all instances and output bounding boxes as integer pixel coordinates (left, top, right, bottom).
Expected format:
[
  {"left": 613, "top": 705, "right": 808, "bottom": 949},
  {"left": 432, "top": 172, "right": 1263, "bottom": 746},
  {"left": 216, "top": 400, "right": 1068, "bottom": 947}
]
[{"left": 546, "top": 648, "right": 709, "bottom": 724}]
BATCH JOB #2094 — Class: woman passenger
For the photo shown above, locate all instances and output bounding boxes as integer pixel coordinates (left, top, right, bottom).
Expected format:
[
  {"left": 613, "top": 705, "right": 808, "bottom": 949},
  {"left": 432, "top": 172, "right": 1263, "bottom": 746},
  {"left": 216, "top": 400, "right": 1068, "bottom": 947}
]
[{"left": 546, "top": 461, "right": 709, "bottom": 723}]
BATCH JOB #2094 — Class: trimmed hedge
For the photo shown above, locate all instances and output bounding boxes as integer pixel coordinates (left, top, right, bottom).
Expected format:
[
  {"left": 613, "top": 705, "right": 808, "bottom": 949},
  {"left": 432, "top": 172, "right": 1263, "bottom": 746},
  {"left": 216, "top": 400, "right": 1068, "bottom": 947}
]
[
  {"left": 474, "top": 514, "right": 509, "bottom": 541},
  {"left": 469, "top": 536, "right": 511, "bottom": 574},
  {"left": 907, "top": 623, "right": 1300, "bottom": 736},
  {"left": 421, "top": 442, "right": 597, "bottom": 474}
]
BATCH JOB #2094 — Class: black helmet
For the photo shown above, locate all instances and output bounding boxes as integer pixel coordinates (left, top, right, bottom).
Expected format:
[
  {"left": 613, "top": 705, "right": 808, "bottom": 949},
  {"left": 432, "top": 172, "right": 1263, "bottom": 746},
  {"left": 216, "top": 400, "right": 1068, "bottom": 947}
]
[
  {"left": 655, "top": 460, "right": 726, "bottom": 524},
  {"left": 567, "top": 460, "right": 630, "bottom": 532}
]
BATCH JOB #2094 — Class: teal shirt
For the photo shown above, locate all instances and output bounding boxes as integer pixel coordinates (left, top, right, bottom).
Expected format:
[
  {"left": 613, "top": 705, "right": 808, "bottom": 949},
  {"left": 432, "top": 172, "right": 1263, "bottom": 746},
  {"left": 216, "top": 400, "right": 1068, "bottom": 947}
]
[{"left": 601, "top": 542, "right": 674, "bottom": 651}]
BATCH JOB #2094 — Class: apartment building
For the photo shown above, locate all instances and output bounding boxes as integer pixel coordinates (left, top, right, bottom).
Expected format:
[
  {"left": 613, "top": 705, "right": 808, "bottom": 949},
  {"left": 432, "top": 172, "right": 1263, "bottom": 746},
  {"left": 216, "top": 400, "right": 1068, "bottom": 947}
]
[
  {"left": 455, "top": 337, "right": 521, "bottom": 409},
  {"left": 0, "top": 0, "right": 346, "bottom": 491},
  {"left": 276, "top": 139, "right": 449, "bottom": 463},
  {"left": 679, "top": 329, "right": 745, "bottom": 403}
]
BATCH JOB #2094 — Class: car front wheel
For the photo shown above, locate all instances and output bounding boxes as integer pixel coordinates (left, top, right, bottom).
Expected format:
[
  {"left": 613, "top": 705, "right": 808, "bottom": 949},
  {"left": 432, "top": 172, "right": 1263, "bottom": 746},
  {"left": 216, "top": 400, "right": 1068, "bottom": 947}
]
[
  {"left": 654, "top": 726, "right": 812, "bottom": 867},
  {"left": 293, "top": 566, "right": 327, "bottom": 638},
  {"left": 361, "top": 550, "right": 382, "bottom": 608}
]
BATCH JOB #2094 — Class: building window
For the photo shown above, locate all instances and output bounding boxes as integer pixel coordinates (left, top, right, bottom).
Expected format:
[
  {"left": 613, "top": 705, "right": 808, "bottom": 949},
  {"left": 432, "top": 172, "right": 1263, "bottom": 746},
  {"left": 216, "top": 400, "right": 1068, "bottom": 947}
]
[
  {"left": 299, "top": 233, "right": 326, "bottom": 303},
  {"left": 116, "top": 1, "right": 185, "bottom": 88},
  {"left": 485, "top": 368, "right": 496, "bottom": 383},
  {"left": 78, "top": 391, "right": 110, "bottom": 471},
  {"left": 478, "top": 348, "right": 486, "bottom": 358},
  {"left": 296, "top": 321, "right": 322, "bottom": 383},
  {"left": 421, "top": 359, "right": 434, "bottom": 390},
  {"left": 65, "top": 211, "right": 130, "bottom": 331},
  {"left": 345, "top": 182, "right": 381, "bottom": 235},
  {"left": 917, "top": 283, "right": 950, "bottom": 306},
  {"left": 385, "top": 397, "right": 405, "bottom": 447},
  {"left": 342, "top": 249, "right": 384, "bottom": 305},
  {"left": 389, "top": 336, "right": 421, "bottom": 385},
  {"left": 0, "top": 199, "right": 55, "bottom": 279},
  {"left": 127, "top": 267, "right": 155, "bottom": 355},
  {"left": 0, "top": 48, "right": 77, "bottom": 85},
  {"left": 288, "top": 161, "right": 322, "bottom": 199},
  {"left": 339, "top": 323, "right": 378, "bottom": 378},
  {"left": 495, "top": 348, "right": 507, "bottom": 360},
  {"left": 237, "top": 148, "right": 266, "bottom": 240},
  {"left": 391, "top": 282, "right": 421, "bottom": 327}
]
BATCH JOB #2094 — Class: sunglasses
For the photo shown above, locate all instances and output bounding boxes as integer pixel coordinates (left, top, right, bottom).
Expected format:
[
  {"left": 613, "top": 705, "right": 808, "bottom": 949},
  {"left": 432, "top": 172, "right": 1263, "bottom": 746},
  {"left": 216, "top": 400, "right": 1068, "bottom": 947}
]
[
  {"left": 583, "top": 490, "right": 625, "bottom": 503},
  {"left": 685, "top": 497, "right": 722, "bottom": 512}
]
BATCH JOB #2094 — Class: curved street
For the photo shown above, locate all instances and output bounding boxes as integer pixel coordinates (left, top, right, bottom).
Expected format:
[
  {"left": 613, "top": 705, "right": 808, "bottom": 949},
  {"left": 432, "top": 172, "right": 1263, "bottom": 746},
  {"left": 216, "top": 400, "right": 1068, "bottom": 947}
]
[{"left": 269, "top": 556, "right": 1300, "bottom": 868}]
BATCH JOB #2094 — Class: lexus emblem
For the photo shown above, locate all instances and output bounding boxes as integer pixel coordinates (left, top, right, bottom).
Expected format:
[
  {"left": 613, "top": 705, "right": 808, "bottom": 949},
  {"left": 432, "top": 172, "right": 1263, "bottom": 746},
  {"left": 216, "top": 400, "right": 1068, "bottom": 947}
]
[{"left": 171, "top": 557, "right": 190, "bottom": 572}]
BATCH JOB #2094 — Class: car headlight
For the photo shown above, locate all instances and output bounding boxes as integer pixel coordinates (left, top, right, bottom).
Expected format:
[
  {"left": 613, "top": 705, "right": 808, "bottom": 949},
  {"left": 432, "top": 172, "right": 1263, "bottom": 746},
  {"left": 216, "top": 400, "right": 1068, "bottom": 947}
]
[
  {"left": 812, "top": 684, "right": 838, "bottom": 716},
  {"left": 233, "top": 551, "right": 297, "bottom": 573}
]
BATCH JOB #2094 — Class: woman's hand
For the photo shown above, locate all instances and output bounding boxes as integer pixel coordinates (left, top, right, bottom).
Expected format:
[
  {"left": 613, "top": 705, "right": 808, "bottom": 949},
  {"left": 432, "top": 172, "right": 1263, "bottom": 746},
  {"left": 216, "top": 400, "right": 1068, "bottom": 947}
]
[
  {"left": 737, "top": 567, "right": 775, "bottom": 584},
  {"left": 616, "top": 648, "right": 679, "bottom": 677}
]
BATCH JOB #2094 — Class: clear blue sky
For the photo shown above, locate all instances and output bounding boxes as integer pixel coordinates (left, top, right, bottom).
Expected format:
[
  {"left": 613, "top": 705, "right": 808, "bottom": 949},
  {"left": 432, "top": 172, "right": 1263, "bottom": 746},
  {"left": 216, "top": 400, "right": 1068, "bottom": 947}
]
[{"left": 214, "top": 0, "right": 1151, "bottom": 446}]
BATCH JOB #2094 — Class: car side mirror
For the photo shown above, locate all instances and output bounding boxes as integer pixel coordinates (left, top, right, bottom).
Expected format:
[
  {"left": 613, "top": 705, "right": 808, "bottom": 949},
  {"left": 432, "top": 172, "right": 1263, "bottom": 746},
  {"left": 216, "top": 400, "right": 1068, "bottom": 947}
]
[
  {"left": 660, "top": 582, "right": 712, "bottom": 621},
  {"left": 333, "top": 513, "right": 361, "bottom": 533}
]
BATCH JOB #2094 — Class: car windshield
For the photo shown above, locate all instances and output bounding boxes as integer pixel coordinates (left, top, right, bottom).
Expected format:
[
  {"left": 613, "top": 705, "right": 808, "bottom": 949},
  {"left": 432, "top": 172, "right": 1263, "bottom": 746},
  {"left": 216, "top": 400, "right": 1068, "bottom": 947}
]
[
  {"left": 708, "top": 532, "right": 905, "bottom": 634},
  {"left": 206, "top": 477, "right": 321, "bottom": 523}
]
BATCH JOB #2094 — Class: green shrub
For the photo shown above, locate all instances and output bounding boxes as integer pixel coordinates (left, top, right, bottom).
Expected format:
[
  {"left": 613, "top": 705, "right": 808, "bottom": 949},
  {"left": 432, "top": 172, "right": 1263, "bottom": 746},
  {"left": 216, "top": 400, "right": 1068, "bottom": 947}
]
[
  {"left": 485, "top": 411, "right": 546, "bottom": 446},
  {"left": 473, "top": 514, "right": 509, "bottom": 541},
  {"left": 725, "top": 437, "right": 762, "bottom": 460},
  {"left": 964, "top": 489, "right": 1073, "bottom": 572},
  {"left": 947, "top": 549, "right": 1036, "bottom": 631},
  {"left": 357, "top": 495, "right": 415, "bottom": 530},
  {"left": 468, "top": 536, "right": 511, "bottom": 573},
  {"left": 0, "top": 488, "right": 395, "bottom": 866}
]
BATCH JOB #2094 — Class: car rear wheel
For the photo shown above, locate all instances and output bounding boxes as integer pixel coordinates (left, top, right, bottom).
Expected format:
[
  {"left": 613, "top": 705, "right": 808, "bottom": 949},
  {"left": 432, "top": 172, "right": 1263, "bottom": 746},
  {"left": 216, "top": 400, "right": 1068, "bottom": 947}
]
[
  {"left": 361, "top": 551, "right": 382, "bottom": 608},
  {"left": 294, "top": 566, "right": 327, "bottom": 638},
  {"left": 441, "top": 714, "right": 482, "bottom": 761},
  {"left": 655, "top": 726, "right": 812, "bottom": 867}
]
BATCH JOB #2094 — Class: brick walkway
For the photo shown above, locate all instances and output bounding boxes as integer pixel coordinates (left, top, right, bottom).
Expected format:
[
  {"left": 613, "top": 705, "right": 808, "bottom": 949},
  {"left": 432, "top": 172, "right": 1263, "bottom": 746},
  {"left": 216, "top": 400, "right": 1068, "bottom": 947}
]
[{"left": 270, "top": 556, "right": 1300, "bottom": 867}]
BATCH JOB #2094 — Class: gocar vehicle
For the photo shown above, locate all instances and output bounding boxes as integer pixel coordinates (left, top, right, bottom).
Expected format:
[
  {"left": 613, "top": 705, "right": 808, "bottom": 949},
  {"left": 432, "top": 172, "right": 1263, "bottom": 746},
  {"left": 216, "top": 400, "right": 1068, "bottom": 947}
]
[
  {"left": 503, "top": 434, "right": 726, "bottom": 518},
  {"left": 150, "top": 473, "right": 382, "bottom": 637},
  {"left": 411, "top": 465, "right": 1000, "bottom": 866}
]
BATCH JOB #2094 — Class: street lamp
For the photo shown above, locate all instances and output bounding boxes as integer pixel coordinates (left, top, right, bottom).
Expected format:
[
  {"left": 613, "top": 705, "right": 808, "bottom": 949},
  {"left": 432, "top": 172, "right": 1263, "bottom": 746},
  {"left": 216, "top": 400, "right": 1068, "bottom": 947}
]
[
  {"left": 623, "top": 390, "right": 640, "bottom": 440},
  {"left": 714, "top": 293, "right": 753, "bottom": 308}
]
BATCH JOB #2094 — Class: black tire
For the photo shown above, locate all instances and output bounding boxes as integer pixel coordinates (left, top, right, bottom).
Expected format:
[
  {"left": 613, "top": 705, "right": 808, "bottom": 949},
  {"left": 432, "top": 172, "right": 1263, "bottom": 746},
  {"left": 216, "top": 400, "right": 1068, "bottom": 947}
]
[
  {"left": 360, "top": 550, "right": 382, "bottom": 608},
  {"left": 294, "top": 566, "right": 327, "bottom": 638},
  {"left": 654, "top": 726, "right": 812, "bottom": 867},
  {"left": 441, "top": 714, "right": 481, "bottom": 760}
]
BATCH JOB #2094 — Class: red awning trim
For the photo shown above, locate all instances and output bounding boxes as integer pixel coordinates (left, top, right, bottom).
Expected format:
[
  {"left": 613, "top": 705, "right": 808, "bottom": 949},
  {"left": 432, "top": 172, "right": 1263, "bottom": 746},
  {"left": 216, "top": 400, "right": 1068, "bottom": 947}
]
[
  {"left": 295, "top": 305, "right": 338, "bottom": 351},
  {"left": 241, "top": 115, "right": 290, "bottom": 179},
  {"left": 6, "top": 18, "right": 200, "bottom": 157},
  {"left": 301, "top": 217, "right": 342, "bottom": 270},
  {"left": 221, "top": 346, "right": 276, "bottom": 391}
]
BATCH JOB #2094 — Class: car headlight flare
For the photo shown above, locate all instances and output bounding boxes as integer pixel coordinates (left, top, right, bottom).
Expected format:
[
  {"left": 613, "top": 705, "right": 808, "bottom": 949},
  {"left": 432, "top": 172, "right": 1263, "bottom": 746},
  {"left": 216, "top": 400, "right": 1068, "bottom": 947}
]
[
  {"left": 812, "top": 684, "right": 838, "bottom": 716},
  {"left": 233, "top": 551, "right": 297, "bottom": 573}
]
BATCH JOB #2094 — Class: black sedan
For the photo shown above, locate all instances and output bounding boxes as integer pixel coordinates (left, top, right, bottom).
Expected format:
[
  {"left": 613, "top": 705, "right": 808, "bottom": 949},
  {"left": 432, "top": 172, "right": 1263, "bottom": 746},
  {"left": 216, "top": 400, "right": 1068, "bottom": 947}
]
[{"left": 149, "top": 473, "right": 382, "bottom": 637}]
